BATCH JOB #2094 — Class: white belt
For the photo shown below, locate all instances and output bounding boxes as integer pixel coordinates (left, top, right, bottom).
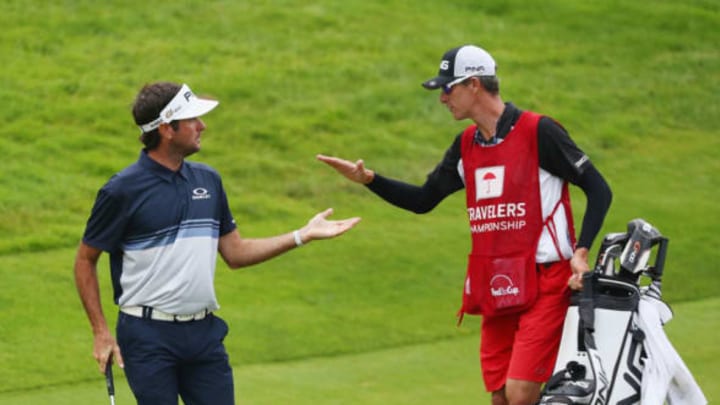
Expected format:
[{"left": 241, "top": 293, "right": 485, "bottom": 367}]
[{"left": 121, "top": 306, "right": 211, "bottom": 322}]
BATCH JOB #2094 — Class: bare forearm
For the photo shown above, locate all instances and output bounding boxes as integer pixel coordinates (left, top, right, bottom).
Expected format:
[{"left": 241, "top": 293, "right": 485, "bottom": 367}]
[
  {"left": 220, "top": 208, "right": 360, "bottom": 269},
  {"left": 74, "top": 243, "right": 126, "bottom": 372},
  {"left": 223, "top": 232, "right": 301, "bottom": 269},
  {"left": 74, "top": 256, "right": 110, "bottom": 335}
]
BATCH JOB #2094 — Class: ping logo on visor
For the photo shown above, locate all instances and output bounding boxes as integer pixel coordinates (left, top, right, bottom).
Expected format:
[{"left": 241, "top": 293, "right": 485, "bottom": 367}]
[{"left": 139, "top": 84, "right": 219, "bottom": 133}]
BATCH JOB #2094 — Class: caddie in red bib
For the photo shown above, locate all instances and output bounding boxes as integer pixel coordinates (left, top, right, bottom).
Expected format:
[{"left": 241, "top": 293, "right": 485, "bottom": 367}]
[
  {"left": 316, "top": 43, "right": 613, "bottom": 404},
  {"left": 460, "top": 112, "right": 550, "bottom": 317}
]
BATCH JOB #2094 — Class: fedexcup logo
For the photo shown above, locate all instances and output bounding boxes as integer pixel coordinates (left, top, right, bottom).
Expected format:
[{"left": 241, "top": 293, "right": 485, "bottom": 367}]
[
  {"left": 192, "top": 187, "right": 211, "bottom": 200},
  {"left": 489, "top": 274, "right": 520, "bottom": 297}
]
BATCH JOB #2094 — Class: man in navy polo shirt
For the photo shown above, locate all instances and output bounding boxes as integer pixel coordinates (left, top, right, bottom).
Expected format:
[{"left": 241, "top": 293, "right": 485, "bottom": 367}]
[{"left": 74, "top": 81, "right": 360, "bottom": 405}]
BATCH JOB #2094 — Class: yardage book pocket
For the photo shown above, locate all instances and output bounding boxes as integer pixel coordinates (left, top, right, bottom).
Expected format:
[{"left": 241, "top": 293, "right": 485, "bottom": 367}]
[{"left": 460, "top": 253, "right": 538, "bottom": 317}]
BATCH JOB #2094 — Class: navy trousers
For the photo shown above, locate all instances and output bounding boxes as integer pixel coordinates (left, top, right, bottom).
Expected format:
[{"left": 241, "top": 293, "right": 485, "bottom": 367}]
[{"left": 117, "top": 312, "right": 235, "bottom": 405}]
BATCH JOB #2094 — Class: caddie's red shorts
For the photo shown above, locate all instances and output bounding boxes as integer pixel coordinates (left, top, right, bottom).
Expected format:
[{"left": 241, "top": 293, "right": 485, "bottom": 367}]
[{"left": 479, "top": 260, "right": 572, "bottom": 392}]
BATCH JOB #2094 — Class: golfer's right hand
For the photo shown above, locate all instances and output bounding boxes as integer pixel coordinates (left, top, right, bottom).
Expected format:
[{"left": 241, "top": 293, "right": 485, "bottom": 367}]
[
  {"left": 316, "top": 154, "right": 375, "bottom": 184},
  {"left": 93, "top": 330, "right": 124, "bottom": 373}
]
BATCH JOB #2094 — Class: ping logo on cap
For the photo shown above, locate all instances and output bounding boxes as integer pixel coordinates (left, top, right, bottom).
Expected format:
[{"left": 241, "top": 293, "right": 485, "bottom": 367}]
[
  {"left": 422, "top": 45, "right": 497, "bottom": 90},
  {"left": 464, "top": 65, "right": 487, "bottom": 74}
]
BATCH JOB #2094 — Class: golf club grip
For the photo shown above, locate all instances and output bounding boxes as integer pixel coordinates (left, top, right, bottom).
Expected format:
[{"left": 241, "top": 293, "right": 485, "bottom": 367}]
[{"left": 105, "top": 361, "right": 115, "bottom": 395}]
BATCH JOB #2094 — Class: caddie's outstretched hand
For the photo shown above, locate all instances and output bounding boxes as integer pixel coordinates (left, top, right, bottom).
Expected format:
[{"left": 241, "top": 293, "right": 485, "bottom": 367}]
[
  {"left": 299, "top": 208, "right": 361, "bottom": 243},
  {"left": 316, "top": 154, "right": 375, "bottom": 185}
]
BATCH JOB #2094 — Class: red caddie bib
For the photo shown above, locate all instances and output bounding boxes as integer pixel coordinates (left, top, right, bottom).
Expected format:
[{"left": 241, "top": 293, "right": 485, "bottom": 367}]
[{"left": 459, "top": 111, "right": 544, "bottom": 317}]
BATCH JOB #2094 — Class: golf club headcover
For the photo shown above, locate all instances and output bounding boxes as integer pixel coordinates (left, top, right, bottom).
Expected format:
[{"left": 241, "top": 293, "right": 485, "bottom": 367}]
[{"left": 620, "top": 219, "right": 661, "bottom": 274}]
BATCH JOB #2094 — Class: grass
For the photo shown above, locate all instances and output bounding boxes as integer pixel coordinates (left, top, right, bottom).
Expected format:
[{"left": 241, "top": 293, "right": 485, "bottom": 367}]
[
  {"left": 0, "top": 0, "right": 717, "bottom": 403},
  {"left": 3, "top": 298, "right": 717, "bottom": 404}
]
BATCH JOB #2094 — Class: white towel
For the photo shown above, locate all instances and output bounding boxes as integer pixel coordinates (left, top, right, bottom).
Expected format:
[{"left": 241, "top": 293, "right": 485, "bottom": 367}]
[{"left": 637, "top": 293, "right": 707, "bottom": 405}]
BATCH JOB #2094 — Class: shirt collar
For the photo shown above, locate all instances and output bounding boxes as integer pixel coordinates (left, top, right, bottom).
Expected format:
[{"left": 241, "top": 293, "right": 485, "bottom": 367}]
[
  {"left": 137, "top": 150, "right": 189, "bottom": 181},
  {"left": 473, "top": 102, "right": 522, "bottom": 145}
]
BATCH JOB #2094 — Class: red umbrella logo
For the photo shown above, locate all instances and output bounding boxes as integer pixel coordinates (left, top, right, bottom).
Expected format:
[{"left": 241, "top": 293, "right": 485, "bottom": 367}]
[
  {"left": 475, "top": 166, "right": 504, "bottom": 200},
  {"left": 483, "top": 172, "right": 496, "bottom": 194}
]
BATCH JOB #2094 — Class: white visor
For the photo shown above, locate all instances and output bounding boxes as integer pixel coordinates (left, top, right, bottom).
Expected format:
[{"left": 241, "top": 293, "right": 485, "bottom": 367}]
[{"left": 139, "top": 84, "right": 219, "bottom": 133}]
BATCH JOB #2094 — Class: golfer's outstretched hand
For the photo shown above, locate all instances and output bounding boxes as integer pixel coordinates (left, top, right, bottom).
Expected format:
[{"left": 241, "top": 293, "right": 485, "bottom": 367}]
[
  {"left": 316, "top": 154, "right": 375, "bottom": 185},
  {"left": 568, "top": 247, "right": 591, "bottom": 290},
  {"left": 299, "top": 208, "right": 361, "bottom": 243},
  {"left": 93, "top": 329, "right": 124, "bottom": 374}
]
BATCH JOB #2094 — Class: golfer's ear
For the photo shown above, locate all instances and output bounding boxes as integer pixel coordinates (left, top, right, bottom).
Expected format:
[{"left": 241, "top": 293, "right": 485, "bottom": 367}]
[{"left": 158, "top": 122, "right": 174, "bottom": 138}]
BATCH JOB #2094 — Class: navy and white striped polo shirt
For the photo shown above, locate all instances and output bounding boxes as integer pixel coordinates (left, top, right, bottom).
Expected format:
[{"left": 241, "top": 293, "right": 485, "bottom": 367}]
[{"left": 83, "top": 150, "right": 237, "bottom": 315}]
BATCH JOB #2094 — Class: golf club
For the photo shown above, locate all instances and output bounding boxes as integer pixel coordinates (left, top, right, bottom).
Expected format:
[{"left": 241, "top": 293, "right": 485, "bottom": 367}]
[{"left": 105, "top": 358, "right": 116, "bottom": 405}]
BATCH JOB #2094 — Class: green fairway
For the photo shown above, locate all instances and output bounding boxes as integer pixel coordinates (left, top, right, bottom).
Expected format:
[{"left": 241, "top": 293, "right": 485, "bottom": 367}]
[
  {"left": 3, "top": 297, "right": 716, "bottom": 404},
  {"left": 0, "top": 0, "right": 717, "bottom": 403}
]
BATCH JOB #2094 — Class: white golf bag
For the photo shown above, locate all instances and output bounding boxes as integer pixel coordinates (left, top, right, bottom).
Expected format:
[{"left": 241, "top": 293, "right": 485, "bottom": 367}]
[{"left": 537, "top": 219, "right": 706, "bottom": 405}]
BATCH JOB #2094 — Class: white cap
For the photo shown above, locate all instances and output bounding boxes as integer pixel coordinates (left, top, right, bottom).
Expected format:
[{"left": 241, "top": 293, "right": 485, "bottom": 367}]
[
  {"left": 422, "top": 45, "right": 497, "bottom": 90},
  {"left": 139, "top": 84, "right": 219, "bottom": 133}
]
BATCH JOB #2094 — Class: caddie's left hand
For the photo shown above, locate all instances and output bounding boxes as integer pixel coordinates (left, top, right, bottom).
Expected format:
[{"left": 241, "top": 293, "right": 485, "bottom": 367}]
[
  {"left": 316, "top": 154, "right": 375, "bottom": 185},
  {"left": 568, "top": 247, "right": 590, "bottom": 290},
  {"left": 297, "top": 208, "right": 361, "bottom": 244}
]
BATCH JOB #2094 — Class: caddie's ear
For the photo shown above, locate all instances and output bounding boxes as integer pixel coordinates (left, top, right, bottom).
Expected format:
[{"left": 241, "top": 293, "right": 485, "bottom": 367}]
[{"left": 466, "top": 76, "right": 481, "bottom": 93}]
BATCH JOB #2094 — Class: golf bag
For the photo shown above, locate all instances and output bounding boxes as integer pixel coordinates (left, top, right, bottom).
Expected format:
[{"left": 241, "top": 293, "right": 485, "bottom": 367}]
[{"left": 537, "top": 219, "right": 706, "bottom": 405}]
